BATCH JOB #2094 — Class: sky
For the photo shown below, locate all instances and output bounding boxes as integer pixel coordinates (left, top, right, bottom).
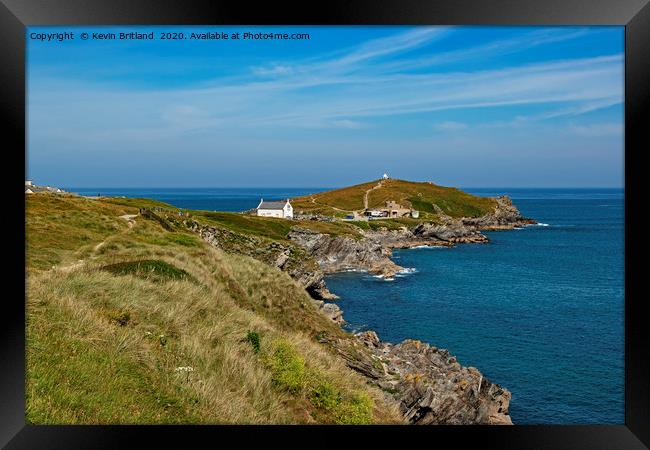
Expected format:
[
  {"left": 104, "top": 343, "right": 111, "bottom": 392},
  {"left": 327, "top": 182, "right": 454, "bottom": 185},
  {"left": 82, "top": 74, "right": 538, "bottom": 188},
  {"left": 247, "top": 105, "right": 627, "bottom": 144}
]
[{"left": 27, "top": 26, "right": 624, "bottom": 188}]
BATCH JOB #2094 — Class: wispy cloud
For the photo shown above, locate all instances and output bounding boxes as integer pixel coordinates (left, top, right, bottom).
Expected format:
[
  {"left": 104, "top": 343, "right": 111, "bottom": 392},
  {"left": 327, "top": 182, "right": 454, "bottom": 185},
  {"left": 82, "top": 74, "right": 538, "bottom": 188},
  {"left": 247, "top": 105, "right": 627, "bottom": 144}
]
[
  {"left": 569, "top": 122, "right": 623, "bottom": 137},
  {"left": 434, "top": 121, "right": 468, "bottom": 131}
]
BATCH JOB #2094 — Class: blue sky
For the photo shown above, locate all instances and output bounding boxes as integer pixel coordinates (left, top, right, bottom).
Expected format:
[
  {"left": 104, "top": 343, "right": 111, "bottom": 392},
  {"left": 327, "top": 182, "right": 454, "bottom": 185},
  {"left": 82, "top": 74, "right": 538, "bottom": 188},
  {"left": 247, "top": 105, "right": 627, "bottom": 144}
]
[{"left": 27, "top": 26, "right": 624, "bottom": 188}]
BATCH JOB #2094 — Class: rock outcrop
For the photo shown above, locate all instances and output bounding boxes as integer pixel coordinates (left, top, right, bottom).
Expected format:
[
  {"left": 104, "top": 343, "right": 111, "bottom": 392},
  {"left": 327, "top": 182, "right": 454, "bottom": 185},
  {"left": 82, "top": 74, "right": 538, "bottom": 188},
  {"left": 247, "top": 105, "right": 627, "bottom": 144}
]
[
  {"left": 186, "top": 221, "right": 337, "bottom": 300},
  {"left": 329, "top": 331, "right": 512, "bottom": 425},
  {"left": 287, "top": 227, "right": 404, "bottom": 277},
  {"left": 461, "top": 196, "right": 536, "bottom": 230}
]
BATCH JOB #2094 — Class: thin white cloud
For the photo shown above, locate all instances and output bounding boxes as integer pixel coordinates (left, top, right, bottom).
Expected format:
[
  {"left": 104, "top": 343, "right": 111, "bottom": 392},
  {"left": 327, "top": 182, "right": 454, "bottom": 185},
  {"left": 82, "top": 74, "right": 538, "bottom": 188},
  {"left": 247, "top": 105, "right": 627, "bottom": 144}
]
[
  {"left": 569, "top": 122, "right": 623, "bottom": 137},
  {"left": 434, "top": 121, "right": 468, "bottom": 131}
]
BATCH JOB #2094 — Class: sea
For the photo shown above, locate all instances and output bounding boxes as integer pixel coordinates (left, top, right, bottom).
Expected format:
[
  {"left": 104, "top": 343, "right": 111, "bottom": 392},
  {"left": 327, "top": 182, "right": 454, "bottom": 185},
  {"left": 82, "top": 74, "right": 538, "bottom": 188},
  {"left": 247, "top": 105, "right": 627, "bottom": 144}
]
[{"left": 68, "top": 187, "right": 625, "bottom": 424}]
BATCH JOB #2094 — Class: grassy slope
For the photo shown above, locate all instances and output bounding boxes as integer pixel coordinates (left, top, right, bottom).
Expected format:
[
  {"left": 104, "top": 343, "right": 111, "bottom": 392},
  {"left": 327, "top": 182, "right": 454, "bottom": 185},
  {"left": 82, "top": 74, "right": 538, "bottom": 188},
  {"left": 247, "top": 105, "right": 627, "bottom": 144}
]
[
  {"left": 292, "top": 179, "right": 496, "bottom": 218},
  {"left": 26, "top": 194, "right": 402, "bottom": 424},
  {"left": 191, "top": 210, "right": 362, "bottom": 240}
]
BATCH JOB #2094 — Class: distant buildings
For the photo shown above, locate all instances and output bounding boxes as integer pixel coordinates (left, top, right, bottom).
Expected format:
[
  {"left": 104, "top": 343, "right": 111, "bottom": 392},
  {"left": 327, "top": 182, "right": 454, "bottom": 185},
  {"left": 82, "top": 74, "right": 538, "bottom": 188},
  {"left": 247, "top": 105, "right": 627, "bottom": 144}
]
[
  {"left": 365, "top": 200, "right": 418, "bottom": 219},
  {"left": 25, "top": 180, "right": 65, "bottom": 194},
  {"left": 256, "top": 199, "right": 293, "bottom": 219}
]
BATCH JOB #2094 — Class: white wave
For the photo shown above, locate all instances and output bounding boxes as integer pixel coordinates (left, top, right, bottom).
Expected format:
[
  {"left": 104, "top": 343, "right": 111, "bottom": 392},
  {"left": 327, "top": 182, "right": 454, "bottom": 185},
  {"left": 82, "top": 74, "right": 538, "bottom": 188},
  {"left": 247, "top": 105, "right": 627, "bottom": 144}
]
[
  {"left": 535, "top": 222, "right": 550, "bottom": 227},
  {"left": 372, "top": 274, "right": 396, "bottom": 281},
  {"left": 412, "top": 245, "right": 448, "bottom": 249}
]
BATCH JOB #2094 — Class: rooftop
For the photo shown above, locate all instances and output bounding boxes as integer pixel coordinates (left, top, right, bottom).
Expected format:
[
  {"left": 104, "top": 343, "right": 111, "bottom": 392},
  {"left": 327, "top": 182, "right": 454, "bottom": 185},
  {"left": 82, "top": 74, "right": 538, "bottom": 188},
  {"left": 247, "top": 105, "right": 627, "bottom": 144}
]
[{"left": 257, "top": 200, "right": 289, "bottom": 210}]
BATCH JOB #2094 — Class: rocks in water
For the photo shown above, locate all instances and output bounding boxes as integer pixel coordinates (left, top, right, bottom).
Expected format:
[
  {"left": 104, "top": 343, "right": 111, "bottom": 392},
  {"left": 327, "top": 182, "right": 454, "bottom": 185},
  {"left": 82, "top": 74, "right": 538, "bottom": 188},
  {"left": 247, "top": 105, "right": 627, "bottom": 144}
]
[{"left": 332, "top": 331, "right": 512, "bottom": 425}]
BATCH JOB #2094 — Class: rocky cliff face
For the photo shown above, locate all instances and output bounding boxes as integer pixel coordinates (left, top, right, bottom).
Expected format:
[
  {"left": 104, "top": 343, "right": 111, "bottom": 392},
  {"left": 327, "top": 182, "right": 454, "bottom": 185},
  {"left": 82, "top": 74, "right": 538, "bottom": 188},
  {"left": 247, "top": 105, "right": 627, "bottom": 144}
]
[
  {"left": 186, "top": 221, "right": 337, "bottom": 300},
  {"left": 287, "top": 227, "right": 404, "bottom": 277},
  {"left": 326, "top": 331, "right": 512, "bottom": 425},
  {"left": 461, "top": 196, "right": 536, "bottom": 230}
]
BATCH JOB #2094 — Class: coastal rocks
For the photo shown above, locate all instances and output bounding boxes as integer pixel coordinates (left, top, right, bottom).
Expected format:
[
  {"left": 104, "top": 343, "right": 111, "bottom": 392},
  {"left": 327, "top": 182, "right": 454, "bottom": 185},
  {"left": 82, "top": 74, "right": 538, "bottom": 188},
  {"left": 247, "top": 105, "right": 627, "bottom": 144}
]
[
  {"left": 332, "top": 331, "right": 512, "bottom": 425},
  {"left": 311, "top": 299, "right": 344, "bottom": 324},
  {"left": 412, "top": 222, "right": 489, "bottom": 243},
  {"left": 462, "top": 196, "right": 536, "bottom": 230},
  {"left": 288, "top": 227, "right": 403, "bottom": 277},
  {"left": 361, "top": 227, "right": 452, "bottom": 249},
  {"left": 187, "top": 221, "right": 337, "bottom": 300}
]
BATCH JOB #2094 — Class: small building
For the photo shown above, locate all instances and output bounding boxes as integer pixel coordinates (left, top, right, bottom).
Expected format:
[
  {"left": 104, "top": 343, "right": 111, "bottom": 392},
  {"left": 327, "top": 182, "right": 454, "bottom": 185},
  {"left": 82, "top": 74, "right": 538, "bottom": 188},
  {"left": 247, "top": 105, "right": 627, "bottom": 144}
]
[
  {"left": 382, "top": 173, "right": 389, "bottom": 180},
  {"left": 256, "top": 198, "right": 293, "bottom": 219},
  {"left": 25, "top": 180, "right": 33, "bottom": 187},
  {"left": 25, "top": 188, "right": 34, "bottom": 194},
  {"left": 383, "top": 200, "right": 411, "bottom": 218}
]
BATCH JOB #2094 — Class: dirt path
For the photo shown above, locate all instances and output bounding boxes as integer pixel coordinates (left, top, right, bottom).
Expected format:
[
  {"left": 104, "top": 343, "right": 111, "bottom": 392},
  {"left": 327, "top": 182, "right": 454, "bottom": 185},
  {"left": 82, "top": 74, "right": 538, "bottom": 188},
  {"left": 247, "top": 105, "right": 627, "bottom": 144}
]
[
  {"left": 363, "top": 180, "right": 384, "bottom": 210},
  {"left": 57, "top": 214, "right": 139, "bottom": 273}
]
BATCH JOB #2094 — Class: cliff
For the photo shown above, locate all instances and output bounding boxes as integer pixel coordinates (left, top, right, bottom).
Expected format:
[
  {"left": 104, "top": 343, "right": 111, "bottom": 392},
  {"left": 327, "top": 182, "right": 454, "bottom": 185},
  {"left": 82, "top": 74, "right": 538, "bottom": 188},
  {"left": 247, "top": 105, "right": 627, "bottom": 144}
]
[{"left": 339, "top": 331, "right": 512, "bottom": 424}]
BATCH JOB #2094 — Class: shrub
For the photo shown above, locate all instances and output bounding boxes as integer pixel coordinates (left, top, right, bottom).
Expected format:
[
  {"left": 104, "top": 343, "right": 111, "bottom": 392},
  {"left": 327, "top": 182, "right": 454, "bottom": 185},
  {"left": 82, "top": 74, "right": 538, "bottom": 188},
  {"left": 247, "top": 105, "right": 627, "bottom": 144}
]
[
  {"left": 245, "top": 331, "right": 261, "bottom": 353},
  {"left": 268, "top": 340, "right": 306, "bottom": 393},
  {"left": 334, "top": 392, "right": 374, "bottom": 425},
  {"left": 309, "top": 380, "right": 341, "bottom": 411}
]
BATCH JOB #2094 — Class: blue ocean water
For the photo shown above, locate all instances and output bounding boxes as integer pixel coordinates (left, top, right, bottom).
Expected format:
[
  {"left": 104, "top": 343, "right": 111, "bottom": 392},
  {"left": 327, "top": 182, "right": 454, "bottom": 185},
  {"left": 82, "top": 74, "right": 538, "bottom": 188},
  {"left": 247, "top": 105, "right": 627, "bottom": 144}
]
[
  {"left": 67, "top": 187, "right": 326, "bottom": 212},
  {"left": 327, "top": 188, "right": 625, "bottom": 424},
  {"left": 68, "top": 187, "right": 624, "bottom": 424}
]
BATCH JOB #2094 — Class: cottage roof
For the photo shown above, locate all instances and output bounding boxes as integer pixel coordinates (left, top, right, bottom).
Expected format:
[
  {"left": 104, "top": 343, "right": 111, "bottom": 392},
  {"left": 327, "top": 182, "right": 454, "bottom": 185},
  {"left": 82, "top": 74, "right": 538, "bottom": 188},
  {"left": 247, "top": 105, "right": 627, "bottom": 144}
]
[{"left": 257, "top": 200, "right": 289, "bottom": 210}]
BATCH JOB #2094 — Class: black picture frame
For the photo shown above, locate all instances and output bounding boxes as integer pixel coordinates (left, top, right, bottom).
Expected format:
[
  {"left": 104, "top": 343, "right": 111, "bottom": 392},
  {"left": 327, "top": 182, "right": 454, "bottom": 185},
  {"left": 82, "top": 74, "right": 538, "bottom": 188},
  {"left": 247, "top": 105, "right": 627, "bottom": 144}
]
[{"left": 2, "top": 1, "right": 648, "bottom": 448}]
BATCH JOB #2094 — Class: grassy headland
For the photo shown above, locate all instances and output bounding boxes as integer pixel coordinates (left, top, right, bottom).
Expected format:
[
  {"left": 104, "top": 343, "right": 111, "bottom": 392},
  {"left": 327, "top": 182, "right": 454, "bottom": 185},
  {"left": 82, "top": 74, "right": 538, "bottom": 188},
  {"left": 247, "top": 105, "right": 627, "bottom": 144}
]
[
  {"left": 26, "top": 193, "right": 402, "bottom": 424},
  {"left": 292, "top": 178, "right": 496, "bottom": 219}
]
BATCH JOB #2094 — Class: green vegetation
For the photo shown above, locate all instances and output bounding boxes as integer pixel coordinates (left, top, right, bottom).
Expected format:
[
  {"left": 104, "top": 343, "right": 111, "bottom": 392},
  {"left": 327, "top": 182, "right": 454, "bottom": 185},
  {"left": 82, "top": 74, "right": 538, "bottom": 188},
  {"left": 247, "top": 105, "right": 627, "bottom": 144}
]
[
  {"left": 191, "top": 210, "right": 361, "bottom": 240},
  {"left": 26, "top": 194, "right": 134, "bottom": 270},
  {"left": 264, "top": 339, "right": 374, "bottom": 424},
  {"left": 26, "top": 194, "right": 401, "bottom": 424},
  {"left": 267, "top": 340, "right": 307, "bottom": 393},
  {"left": 101, "top": 259, "right": 196, "bottom": 283},
  {"left": 292, "top": 178, "right": 496, "bottom": 219},
  {"left": 193, "top": 211, "right": 294, "bottom": 241},
  {"left": 246, "top": 330, "right": 261, "bottom": 353}
]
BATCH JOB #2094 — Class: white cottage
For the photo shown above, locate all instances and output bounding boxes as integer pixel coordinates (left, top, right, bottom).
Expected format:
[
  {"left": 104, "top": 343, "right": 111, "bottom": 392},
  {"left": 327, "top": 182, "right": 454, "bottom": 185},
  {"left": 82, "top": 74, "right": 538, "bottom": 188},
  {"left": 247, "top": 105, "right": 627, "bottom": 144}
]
[{"left": 256, "top": 199, "right": 293, "bottom": 219}]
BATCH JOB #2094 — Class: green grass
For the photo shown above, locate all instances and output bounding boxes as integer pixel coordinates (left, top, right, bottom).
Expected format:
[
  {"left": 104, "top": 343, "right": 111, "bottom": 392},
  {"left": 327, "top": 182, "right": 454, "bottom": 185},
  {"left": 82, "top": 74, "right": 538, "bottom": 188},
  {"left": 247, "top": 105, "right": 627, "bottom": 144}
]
[
  {"left": 26, "top": 194, "right": 402, "bottom": 424},
  {"left": 26, "top": 293, "right": 203, "bottom": 424},
  {"left": 102, "top": 197, "right": 178, "bottom": 210},
  {"left": 264, "top": 339, "right": 375, "bottom": 424},
  {"left": 292, "top": 179, "right": 496, "bottom": 219},
  {"left": 26, "top": 194, "right": 133, "bottom": 270},
  {"left": 101, "top": 259, "right": 196, "bottom": 283},
  {"left": 193, "top": 211, "right": 294, "bottom": 241}
]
